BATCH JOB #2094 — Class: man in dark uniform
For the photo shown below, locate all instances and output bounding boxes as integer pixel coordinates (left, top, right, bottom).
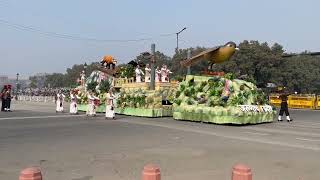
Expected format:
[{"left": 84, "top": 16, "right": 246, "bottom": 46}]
[
  {"left": 278, "top": 87, "right": 292, "bottom": 122},
  {"left": 5, "top": 85, "right": 12, "bottom": 112},
  {"left": 1, "top": 85, "right": 7, "bottom": 111}
]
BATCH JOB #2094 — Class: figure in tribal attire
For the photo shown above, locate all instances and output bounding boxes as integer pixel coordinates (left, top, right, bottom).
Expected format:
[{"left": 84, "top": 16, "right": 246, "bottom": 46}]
[
  {"left": 86, "top": 91, "right": 99, "bottom": 116},
  {"left": 145, "top": 64, "right": 151, "bottom": 83},
  {"left": 105, "top": 88, "right": 116, "bottom": 119},
  {"left": 70, "top": 90, "right": 80, "bottom": 114},
  {"left": 56, "top": 90, "right": 65, "bottom": 113},
  {"left": 160, "top": 64, "right": 172, "bottom": 82},
  {"left": 135, "top": 65, "right": 144, "bottom": 83}
]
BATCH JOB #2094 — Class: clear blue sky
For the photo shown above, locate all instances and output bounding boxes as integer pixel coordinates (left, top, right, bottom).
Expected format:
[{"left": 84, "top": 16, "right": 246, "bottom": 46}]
[{"left": 0, "top": 0, "right": 319, "bottom": 78}]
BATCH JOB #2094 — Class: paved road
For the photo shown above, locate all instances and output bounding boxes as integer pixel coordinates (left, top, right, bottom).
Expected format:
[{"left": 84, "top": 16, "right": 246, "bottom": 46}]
[{"left": 0, "top": 101, "right": 319, "bottom": 180}]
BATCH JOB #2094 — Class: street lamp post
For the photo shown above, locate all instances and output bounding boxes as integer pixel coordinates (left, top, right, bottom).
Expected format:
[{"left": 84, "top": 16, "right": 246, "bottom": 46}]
[
  {"left": 15, "top": 73, "right": 19, "bottom": 100},
  {"left": 150, "top": 44, "right": 156, "bottom": 90},
  {"left": 141, "top": 44, "right": 156, "bottom": 90},
  {"left": 176, "top": 27, "right": 187, "bottom": 51},
  {"left": 84, "top": 62, "right": 88, "bottom": 76},
  {"left": 83, "top": 62, "right": 88, "bottom": 91}
]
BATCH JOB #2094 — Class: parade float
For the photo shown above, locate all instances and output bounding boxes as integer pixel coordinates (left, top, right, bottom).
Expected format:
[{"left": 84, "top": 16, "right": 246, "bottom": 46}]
[
  {"left": 74, "top": 41, "right": 276, "bottom": 124},
  {"left": 114, "top": 63, "right": 178, "bottom": 117},
  {"left": 75, "top": 55, "right": 178, "bottom": 117},
  {"left": 174, "top": 41, "right": 276, "bottom": 124},
  {"left": 172, "top": 74, "right": 276, "bottom": 124},
  {"left": 76, "top": 55, "right": 116, "bottom": 112}
]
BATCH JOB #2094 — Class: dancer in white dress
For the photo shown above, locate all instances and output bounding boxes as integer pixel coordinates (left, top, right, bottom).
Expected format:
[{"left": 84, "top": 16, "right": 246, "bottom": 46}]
[
  {"left": 161, "top": 65, "right": 172, "bottom": 82},
  {"left": 56, "top": 90, "right": 65, "bottom": 113},
  {"left": 135, "top": 65, "right": 144, "bottom": 82},
  {"left": 105, "top": 88, "right": 116, "bottom": 119},
  {"left": 144, "top": 64, "right": 151, "bottom": 83},
  {"left": 69, "top": 90, "right": 80, "bottom": 114},
  {"left": 86, "top": 91, "right": 99, "bottom": 116}
]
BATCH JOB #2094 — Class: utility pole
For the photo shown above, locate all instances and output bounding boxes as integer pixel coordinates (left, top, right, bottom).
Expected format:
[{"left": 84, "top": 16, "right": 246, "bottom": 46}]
[
  {"left": 176, "top": 27, "right": 187, "bottom": 52},
  {"left": 187, "top": 49, "right": 191, "bottom": 75},
  {"left": 15, "top": 73, "right": 19, "bottom": 100},
  {"left": 150, "top": 44, "right": 156, "bottom": 90}
]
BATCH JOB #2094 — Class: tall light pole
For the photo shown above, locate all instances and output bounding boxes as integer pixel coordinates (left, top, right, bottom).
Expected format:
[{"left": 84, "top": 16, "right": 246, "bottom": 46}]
[
  {"left": 15, "top": 73, "right": 19, "bottom": 100},
  {"left": 176, "top": 27, "right": 187, "bottom": 52},
  {"left": 84, "top": 62, "right": 87, "bottom": 76},
  {"left": 83, "top": 62, "right": 88, "bottom": 91},
  {"left": 141, "top": 44, "right": 156, "bottom": 90}
]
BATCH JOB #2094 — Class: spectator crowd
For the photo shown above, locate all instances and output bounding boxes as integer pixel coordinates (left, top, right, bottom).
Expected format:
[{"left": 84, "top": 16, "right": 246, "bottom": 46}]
[{"left": 17, "top": 88, "right": 71, "bottom": 96}]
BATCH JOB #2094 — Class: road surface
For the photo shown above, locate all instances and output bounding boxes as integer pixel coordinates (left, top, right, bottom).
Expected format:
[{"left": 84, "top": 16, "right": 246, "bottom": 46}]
[{"left": 0, "top": 101, "right": 319, "bottom": 180}]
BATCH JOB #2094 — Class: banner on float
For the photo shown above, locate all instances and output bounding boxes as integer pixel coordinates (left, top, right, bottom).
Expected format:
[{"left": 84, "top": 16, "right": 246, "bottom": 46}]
[{"left": 238, "top": 105, "right": 273, "bottom": 113}]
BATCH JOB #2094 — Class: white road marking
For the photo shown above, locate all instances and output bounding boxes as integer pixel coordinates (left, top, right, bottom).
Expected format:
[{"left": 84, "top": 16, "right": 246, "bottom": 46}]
[
  {"left": 243, "top": 127, "right": 320, "bottom": 137},
  {"left": 296, "top": 138, "right": 320, "bottom": 142},
  {"left": 243, "top": 131, "right": 270, "bottom": 136},
  {"left": 277, "top": 124, "right": 320, "bottom": 129},
  {"left": 120, "top": 119, "right": 320, "bottom": 151},
  {"left": 0, "top": 114, "right": 85, "bottom": 121}
]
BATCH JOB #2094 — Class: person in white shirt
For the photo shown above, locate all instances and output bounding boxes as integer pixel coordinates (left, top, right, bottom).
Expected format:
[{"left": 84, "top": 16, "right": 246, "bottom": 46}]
[
  {"left": 69, "top": 90, "right": 81, "bottom": 114},
  {"left": 161, "top": 64, "right": 172, "bottom": 82},
  {"left": 144, "top": 64, "right": 151, "bottom": 83},
  {"left": 105, "top": 88, "right": 116, "bottom": 119},
  {"left": 135, "top": 65, "right": 144, "bottom": 83},
  {"left": 56, "top": 90, "right": 65, "bottom": 113}
]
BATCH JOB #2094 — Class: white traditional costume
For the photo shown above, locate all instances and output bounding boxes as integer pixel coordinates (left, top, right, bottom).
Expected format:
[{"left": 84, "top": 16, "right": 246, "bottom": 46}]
[
  {"left": 135, "top": 66, "right": 144, "bottom": 82},
  {"left": 105, "top": 92, "right": 116, "bottom": 119},
  {"left": 155, "top": 67, "right": 161, "bottom": 82},
  {"left": 86, "top": 93, "right": 99, "bottom": 116},
  {"left": 145, "top": 66, "right": 151, "bottom": 82},
  {"left": 56, "top": 93, "right": 65, "bottom": 112},
  {"left": 161, "top": 66, "right": 172, "bottom": 82},
  {"left": 80, "top": 71, "right": 86, "bottom": 86},
  {"left": 70, "top": 93, "right": 80, "bottom": 114}
]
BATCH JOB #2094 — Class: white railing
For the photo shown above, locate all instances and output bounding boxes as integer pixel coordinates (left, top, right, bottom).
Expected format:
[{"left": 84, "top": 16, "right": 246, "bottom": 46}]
[{"left": 15, "top": 95, "right": 56, "bottom": 103}]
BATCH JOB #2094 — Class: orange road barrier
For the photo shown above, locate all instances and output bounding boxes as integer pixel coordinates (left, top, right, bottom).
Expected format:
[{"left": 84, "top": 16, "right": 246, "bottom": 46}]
[
  {"left": 19, "top": 167, "right": 42, "bottom": 180},
  {"left": 142, "top": 164, "right": 161, "bottom": 180},
  {"left": 232, "top": 164, "right": 252, "bottom": 180}
]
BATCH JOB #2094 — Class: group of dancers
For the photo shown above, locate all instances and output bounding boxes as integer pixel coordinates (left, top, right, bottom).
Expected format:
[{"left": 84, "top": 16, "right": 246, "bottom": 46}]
[
  {"left": 55, "top": 88, "right": 116, "bottom": 119},
  {"left": 0, "top": 85, "right": 12, "bottom": 112},
  {"left": 135, "top": 64, "right": 172, "bottom": 83}
]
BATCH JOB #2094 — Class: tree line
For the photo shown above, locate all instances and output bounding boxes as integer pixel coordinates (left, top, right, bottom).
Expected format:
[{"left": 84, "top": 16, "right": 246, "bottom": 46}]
[{"left": 29, "top": 40, "right": 320, "bottom": 94}]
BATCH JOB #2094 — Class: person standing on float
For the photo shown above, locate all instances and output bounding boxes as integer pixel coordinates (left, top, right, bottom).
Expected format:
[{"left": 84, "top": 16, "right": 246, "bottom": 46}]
[
  {"left": 161, "top": 64, "right": 172, "bottom": 82},
  {"left": 145, "top": 64, "right": 151, "bottom": 83},
  {"left": 155, "top": 66, "right": 161, "bottom": 83},
  {"left": 135, "top": 65, "right": 144, "bottom": 82}
]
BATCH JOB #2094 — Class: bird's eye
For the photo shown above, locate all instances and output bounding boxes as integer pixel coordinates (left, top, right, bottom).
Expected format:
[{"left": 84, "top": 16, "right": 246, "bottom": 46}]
[{"left": 228, "top": 44, "right": 232, "bottom": 47}]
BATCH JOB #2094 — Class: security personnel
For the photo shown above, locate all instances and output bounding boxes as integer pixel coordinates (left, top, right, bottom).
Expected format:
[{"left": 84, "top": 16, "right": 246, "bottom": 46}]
[
  {"left": 1, "top": 85, "right": 7, "bottom": 111},
  {"left": 278, "top": 87, "right": 292, "bottom": 122}
]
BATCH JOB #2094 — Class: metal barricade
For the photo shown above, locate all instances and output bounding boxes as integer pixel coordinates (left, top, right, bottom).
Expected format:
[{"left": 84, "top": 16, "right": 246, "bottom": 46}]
[
  {"left": 269, "top": 94, "right": 281, "bottom": 107},
  {"left": 288, "top": 94, "right": 316, "bottom": 109}
]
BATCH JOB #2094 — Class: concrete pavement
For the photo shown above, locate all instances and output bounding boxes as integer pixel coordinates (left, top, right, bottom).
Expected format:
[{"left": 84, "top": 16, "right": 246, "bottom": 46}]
[{"left": 0, "top": 101, "right": 319, "bottom": 180}]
